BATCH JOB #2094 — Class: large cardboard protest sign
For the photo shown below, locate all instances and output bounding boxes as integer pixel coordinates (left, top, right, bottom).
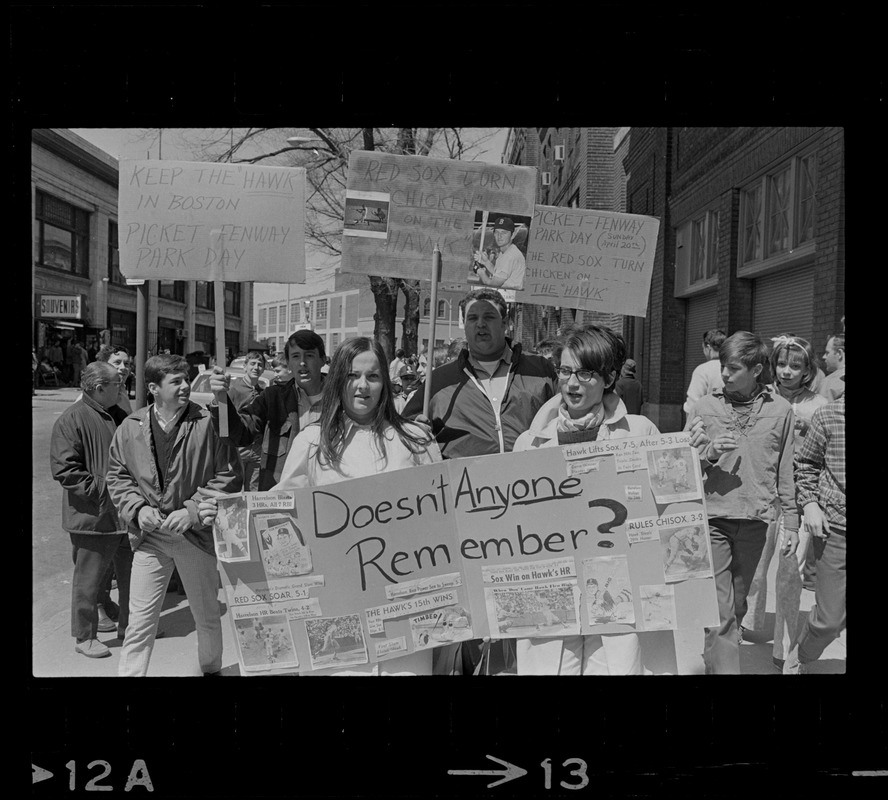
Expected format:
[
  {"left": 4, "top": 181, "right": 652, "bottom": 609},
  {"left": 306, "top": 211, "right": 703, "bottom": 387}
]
[
  {"left": 214, "top": 469, "right": 469, "bottom": 675},
  {"left": 117, "top": 160, "right": 306, "bottom": 282},
  {"left": 514, "top": 205, "right": 660, "bottom": 317},
  {"left": 340, "top": 151, "right": 536, "bottom": 287},
  {"left": 213, "top": 432, "right": 718, "bottom": 674},
  {"left": 448, "top": 433, "right": 718, "bottom": 641}
]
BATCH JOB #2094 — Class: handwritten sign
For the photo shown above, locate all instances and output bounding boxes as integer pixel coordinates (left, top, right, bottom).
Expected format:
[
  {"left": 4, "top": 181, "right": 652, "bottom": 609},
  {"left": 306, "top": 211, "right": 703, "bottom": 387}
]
[
  {"left": 514, "top": 205, "right": 660, "bottom": 316},
  {"left": 214, "top": 432, "right": 718, "bottom": 674},
  {"left": 117, "top": 160, "right": 306, "bottom": 282},
  {"left": 341, "top": 151, "right": 536, "bottom": 284}
]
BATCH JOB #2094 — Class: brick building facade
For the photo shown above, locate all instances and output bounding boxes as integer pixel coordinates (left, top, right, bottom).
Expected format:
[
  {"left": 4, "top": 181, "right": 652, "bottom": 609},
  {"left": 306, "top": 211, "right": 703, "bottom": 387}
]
[{"left": 627, "top": 127, "right": 844, "bottom": 431}]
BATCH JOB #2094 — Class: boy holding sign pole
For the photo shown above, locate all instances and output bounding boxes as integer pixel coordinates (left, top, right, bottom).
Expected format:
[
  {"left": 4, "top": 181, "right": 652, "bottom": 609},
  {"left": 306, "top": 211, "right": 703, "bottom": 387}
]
[{"left": 208, "top": 330, "right": 327, "bottom": 491}]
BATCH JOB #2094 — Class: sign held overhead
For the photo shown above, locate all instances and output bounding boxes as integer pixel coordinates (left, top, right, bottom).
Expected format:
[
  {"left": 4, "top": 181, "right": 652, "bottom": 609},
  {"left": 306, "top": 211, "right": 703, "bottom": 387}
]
[
  {"left": 117, "top": 160, "right": 306, "bottom": 283},
  {"left": 341, "top": 151, "right": 536, "bottom": 287},
  {"left": 515, "top": 205, "right": 660, "bottom": 317}
]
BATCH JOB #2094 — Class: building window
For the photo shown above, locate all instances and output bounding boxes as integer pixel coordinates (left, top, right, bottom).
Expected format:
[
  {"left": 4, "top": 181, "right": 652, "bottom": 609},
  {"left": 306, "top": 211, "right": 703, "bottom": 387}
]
[
  {"left": 278, "top": 305, "right": 286, "bottom": 331},
  {"left": 796, "top": 152, "right": 817, "bottom": 245},
  {"left": 259, "top": 308, "right": 267, "bottom": 331},
  {"left": 107, "top": 221, "right": 130, "bottom": 286},
  {"left": 742, "top": 184, "right": 763, "bottom": 263},
  {"left": 158, "top": 280, "right": 186, "bottom": 302},
  {"left": 291, "top": 302, "right": 300, "bottom": 323},
  {"left": 739, "top": 148, "right": 818, "bottom": 272},
  {"left": 423, "top": 297, "right": 431, "bottom": 317},
  {"left": 674, "top": 207, "right": 719, "bottom": 296},
  {"left": 36, "top": 191, "right": 90, "bottom": 276},
  {"left": 768, "top": 167, "right": 791, "bottom": 255},
  {"left": 268, "top": 306, "right": 277, "bottom": 329},
  {"left": 224, "top": 283, "right": 241, "bottom": 316},
  {"left": 331, "top": 332, "right": 340, "bottom": 350},
  {"left": 194, "top": 324, "right": 214, "bottom": 346},
  {"left": 437, "top": 300, "right": 446, "bottom": 319},
  {"left": 194, "top": 281, "right": 212, "bottom": 309},
  {"left": 315, "top": 299, "right": 328, "bottom": 322}
]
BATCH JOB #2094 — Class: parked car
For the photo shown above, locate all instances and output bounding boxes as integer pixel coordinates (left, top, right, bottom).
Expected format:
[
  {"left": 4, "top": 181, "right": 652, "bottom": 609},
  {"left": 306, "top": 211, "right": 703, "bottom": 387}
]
[{"left": 189, "top": 367, "right": 276, "bottom": 408}]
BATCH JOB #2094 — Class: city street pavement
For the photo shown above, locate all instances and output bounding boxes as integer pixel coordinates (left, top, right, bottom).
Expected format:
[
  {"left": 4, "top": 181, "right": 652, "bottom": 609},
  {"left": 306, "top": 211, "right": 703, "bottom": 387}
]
[{"left": 32, "top": 387, "right": 845, "bottom": 677}]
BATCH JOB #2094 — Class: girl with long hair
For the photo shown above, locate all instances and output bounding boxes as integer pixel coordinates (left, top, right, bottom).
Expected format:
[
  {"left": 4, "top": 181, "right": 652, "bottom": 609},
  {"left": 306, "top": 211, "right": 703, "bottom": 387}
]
[{"left": 742, "top": 335, "right": 827, "bottom": 668}]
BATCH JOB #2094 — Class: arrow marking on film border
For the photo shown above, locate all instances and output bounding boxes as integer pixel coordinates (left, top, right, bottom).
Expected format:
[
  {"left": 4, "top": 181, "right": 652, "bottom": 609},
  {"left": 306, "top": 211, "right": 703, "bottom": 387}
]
[
  {"left": 32, "top": 764, "right": 54, "bottom": 784},
  {"left": 448, "top": 754, "right": 528, "bottom": 788}
]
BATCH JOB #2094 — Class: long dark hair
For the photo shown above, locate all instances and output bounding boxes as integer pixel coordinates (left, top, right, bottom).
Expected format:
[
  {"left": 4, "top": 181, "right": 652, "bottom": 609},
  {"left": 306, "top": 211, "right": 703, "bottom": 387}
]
[{"left": 316, "top": 337, "right": 432, "bottom": 466}]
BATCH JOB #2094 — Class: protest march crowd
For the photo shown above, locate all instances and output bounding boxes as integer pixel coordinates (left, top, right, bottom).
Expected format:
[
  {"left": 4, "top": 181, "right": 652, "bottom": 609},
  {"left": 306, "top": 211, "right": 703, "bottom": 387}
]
[{"left": 49, "top": 286, "right": 845, "bottom": 677}]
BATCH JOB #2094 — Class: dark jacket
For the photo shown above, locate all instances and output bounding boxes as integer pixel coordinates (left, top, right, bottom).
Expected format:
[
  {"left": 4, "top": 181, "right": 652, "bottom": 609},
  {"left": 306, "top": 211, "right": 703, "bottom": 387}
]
[
  {"left": 107, "top": 402, "right": 243, "bottom": 556},
  {"left": 402, "top": 342, "right": 557, "bottom": 459},
  {"left": 615, "top": 375, "right": 644, "bottom": 415},
  {"left": 50, "top": 394, "right": 128, "bottom": 535},
  {"left": 210, "top": 377, "right": 323, "bottom": 490}
]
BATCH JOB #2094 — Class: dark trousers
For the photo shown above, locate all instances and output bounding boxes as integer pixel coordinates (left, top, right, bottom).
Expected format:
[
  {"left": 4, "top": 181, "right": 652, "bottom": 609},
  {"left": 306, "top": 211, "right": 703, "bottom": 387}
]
[
  {"left": 704, "top": 518, "right": 768, "bottom": 674},
  {"left": 70, "top": 532, "right": 133, "bottom": 641},
  {"left": 798, "top": 529, "right": 846, "bottom": 663}
]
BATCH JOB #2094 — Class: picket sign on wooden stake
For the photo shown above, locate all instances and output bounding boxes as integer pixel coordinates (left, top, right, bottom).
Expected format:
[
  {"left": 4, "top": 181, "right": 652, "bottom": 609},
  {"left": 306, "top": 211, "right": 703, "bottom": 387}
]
[
  {"left": 211, "top": 229, "right": 228, "bottom": 437},
  {"left": 421, "top": 247, "right": 443, "bottom": 420}
]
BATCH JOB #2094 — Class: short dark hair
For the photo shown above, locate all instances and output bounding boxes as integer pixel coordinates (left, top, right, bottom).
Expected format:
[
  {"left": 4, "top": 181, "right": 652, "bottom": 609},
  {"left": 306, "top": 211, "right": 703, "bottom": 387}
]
[
  {"left": 719, "top": 331, "right": 769, "bottom": 375},
  {"left": 284, "top": 329, "right": 326, "bottom": 362},
  {"left": 96, "top": 344, "right": 130, "bottom": 362},
  {"left": 560, "top": 325, "right": 625, "bottom": 394},
  {"left": 395, "top": 348, "right": 405, "bottom": 359},
  {"left": 536, "top": 338, "right": 563, "bottom": 361},
  {"left": 829, "top": 333, "right": 845, "bottom": 352},
  {"left": 459, "top": 288, "right": 507, "bottom": 321},
  {"left": 271, "top": 353, "right": 289, "bottom": 369},
  {"left": 145, "top": 354, "right": 190, "bottom": 386},
  {"left": 703, "top": 329, "right": 727, "bottom": 351}
]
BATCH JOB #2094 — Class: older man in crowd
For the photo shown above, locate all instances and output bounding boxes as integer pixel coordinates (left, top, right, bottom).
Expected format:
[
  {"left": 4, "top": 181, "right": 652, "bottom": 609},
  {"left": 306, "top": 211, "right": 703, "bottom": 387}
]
[{"left": 50, "top": 362, "right": 132, "bottom": 659}]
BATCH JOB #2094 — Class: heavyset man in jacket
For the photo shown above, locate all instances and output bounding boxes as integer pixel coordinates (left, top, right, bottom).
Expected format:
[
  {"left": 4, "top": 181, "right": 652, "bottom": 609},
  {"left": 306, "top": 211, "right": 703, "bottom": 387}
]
[
  {"left": 106, "top": 354, "right": 242, "bottom": 677},
  {"left": 403, "top": 287, "right": 558, "bottom": 673},
  {"left": 50, "top": 362, "right": 132, "bottom": 659}
]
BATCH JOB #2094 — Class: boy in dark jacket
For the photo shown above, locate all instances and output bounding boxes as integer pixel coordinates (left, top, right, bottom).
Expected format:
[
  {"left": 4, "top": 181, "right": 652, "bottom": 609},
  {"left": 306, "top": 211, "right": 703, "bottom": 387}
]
[{"left": 50, "top": 362, "right": 131, "bottom": 658}]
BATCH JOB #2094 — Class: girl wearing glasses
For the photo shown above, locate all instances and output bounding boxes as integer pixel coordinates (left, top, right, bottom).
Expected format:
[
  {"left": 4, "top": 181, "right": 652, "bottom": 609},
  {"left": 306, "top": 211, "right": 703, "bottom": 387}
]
[{"left": 513, "top": 324, "right": 659, "bottom": 675}]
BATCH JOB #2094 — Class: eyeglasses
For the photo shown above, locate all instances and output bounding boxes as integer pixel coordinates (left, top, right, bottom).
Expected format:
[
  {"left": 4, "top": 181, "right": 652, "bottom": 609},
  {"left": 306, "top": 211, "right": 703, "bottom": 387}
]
[{"left": 556, "top": 366, "right": 598, "bottom": 383}]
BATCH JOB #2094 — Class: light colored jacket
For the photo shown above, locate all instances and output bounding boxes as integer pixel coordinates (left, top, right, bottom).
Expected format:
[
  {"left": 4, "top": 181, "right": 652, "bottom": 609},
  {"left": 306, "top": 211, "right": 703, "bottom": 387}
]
[
  {"left": 514, "top": 391, "right": 660, "bottom": 451},
  {"left": 684, "top": 358, "right": 724, "bottom": 415},
  {"left": 687, "top": 387, "right": 798, "bottom": 530}
]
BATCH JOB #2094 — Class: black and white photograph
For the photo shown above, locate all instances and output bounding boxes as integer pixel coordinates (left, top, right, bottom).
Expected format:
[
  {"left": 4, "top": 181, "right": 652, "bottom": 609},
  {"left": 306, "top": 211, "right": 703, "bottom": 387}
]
[
  {"left": 659, "top": 524, "right": 713, "bottom": 583},
  {"left": 213, "top": 496, "right": 250, "bottom": 562},
  {"left": 233, "top": 612, "right": 298, "bottom": 671},
  {"left": 467, "top": 210, "right": 530, "bottom": 290},
  {"left": 254, "top": 513, "right": 312, "bottom": 579},
  {"left": 343, "top": 190, "right": 391, "bottom": 239},
  {"left": 646, "top": 445, "right": 701, "bottom": 504},
  {"left": 305, "top": 614, "right": 368, "bottom": 670},
  {"left": 486, "top": 581, "right": 579, "bottom": 638}
]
